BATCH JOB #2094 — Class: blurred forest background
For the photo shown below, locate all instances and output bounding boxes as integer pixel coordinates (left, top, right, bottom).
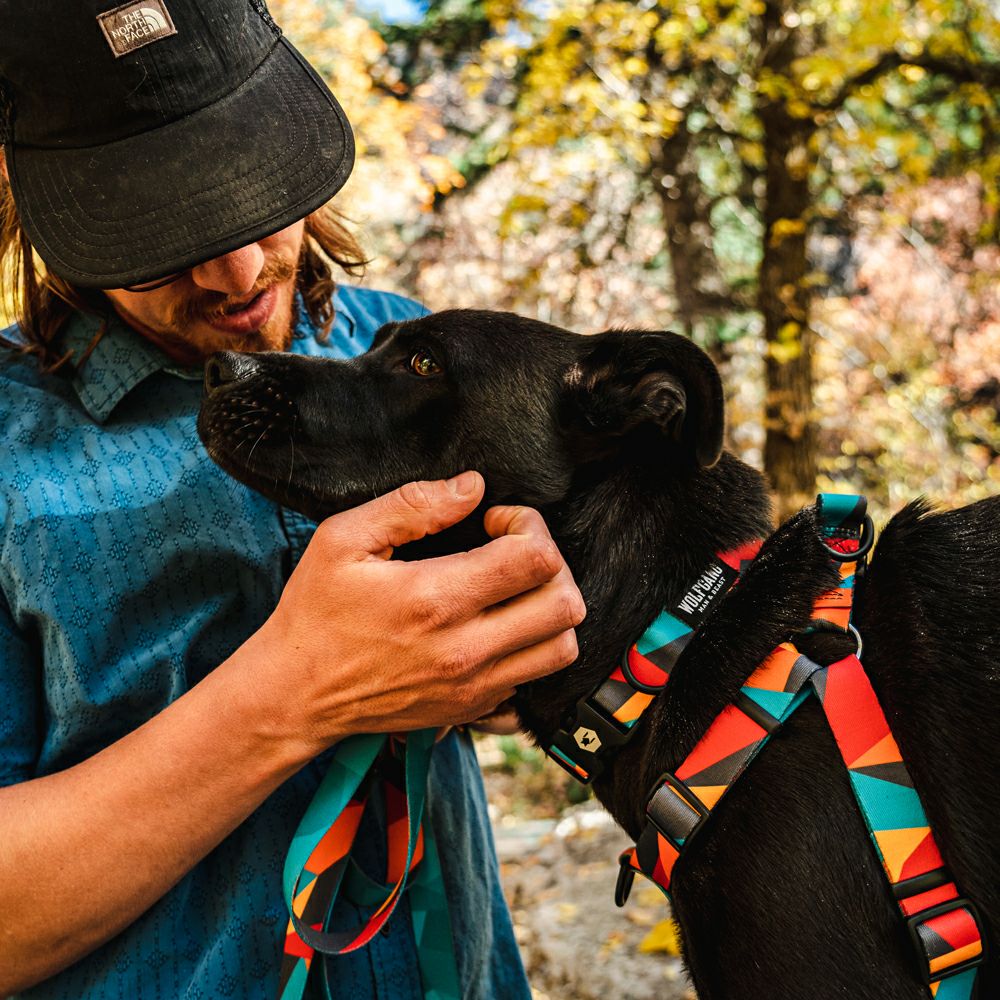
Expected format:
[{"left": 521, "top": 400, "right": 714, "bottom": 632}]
[{"left": 273, "top": 0, "right": 1000, "bottom": 525}]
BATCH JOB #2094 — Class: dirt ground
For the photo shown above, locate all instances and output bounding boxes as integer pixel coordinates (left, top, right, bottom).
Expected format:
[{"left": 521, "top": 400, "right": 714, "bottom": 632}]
[{"left": 478, "top": 735, "right": 694, "bottom": 1000}]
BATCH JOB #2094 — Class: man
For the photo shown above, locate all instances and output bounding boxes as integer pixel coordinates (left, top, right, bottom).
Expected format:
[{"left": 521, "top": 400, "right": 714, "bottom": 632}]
[{"left": 0, "top": 3, "right": 584, "bottom": 997}]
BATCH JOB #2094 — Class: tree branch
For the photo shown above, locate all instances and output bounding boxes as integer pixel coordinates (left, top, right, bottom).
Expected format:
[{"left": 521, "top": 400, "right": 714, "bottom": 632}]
[{"left": 819, "top": 50, "right": 1000, "bottom": 112}]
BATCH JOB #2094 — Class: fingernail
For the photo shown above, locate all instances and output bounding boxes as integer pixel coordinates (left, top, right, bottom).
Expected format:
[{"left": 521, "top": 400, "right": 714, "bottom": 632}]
[{"left": 449, "top": 471, "right": 479, "bottom": 498}]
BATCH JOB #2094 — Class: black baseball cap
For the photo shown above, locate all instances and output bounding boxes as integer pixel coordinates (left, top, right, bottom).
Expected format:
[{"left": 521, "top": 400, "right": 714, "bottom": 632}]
[{"left": 0, "top": 0, "right": 356, "bottom": 289}]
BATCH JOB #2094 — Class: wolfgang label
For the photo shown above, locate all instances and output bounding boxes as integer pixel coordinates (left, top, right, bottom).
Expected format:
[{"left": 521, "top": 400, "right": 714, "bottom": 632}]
[
  {"left": 673, "top": 559, "right": 739, "bottom": 627},
  {"left": 98, "top": 0, "right": 177, "bottom": 58}
]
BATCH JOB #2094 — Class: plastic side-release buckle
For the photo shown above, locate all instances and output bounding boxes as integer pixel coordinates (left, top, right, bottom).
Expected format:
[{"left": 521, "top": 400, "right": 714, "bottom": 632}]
[
  {"left": 905, "top": 896, "right": 987, "bottom": 985},
  {"left": 546, "top": 699, "right": 632, "bottom": 784},
  {"left": 645, "top": 771, "right": 711, "bottom": 852}
]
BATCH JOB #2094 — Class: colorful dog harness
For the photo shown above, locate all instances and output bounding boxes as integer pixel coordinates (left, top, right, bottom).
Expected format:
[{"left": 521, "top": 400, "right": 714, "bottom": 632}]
[
  {"left": 546, "top": 541, "right": 762, "bottom": 782},
  {"left": 279, "top": 728, "right": 460, "bottom": 1000},
  {"left": 613, "top": 495, "right": 986, "bottom": 998}
]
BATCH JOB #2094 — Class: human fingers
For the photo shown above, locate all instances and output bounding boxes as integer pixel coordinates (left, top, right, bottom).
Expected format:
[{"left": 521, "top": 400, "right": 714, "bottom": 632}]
[
  {"left": 428, "top": 530, "right": 566, "bottom": 613},
  {"left": 483, "top": 503, "right": 556, "bottom": 544},
  {"left": 321, "top": 472, "right": 485, "bottom": 561},
  {"left": 471, "top": 560, "right": 585, "bottom": 661},
  {"left": 484, "top": 628, "right": 581, "bottom": 692}
]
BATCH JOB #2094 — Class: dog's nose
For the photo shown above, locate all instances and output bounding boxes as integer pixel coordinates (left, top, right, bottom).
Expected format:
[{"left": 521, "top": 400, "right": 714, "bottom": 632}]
[{"left": 204, "top": 351, "right": 260, "bottom": 392}]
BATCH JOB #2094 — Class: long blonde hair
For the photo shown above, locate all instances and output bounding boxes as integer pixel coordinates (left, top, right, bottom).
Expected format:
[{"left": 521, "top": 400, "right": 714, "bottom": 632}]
[{"left": 0, "top": 180, "right": 369, "bottom": 372}]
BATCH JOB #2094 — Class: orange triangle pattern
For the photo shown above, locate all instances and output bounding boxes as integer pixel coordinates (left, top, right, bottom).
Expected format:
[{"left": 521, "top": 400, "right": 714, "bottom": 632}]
[
  {"left": 849, "top": 732, "right": 902, "bottom": 770},
  {"left": 306, "top": 800, "right": 364, "bottom": 874},
  {"left": 292, "top": 875, "right": 319, "bottom": 919},
  {"left": 689, "top": 784, "right": 727, "bottom": 809},
  {"left": 874, "top": 827, "right": 931, "bottom": 883},
  {"left": 747, "top": 644, "right": 799, "bottom": 692}
]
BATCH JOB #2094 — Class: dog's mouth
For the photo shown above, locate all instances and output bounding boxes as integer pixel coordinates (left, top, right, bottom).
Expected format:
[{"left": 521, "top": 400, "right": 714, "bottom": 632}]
[{"left": 198, "top": 376, "right": 389, "bottom": 522}]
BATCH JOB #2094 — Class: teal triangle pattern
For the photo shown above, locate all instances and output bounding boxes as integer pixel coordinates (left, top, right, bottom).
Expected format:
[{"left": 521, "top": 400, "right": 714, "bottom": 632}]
[
  {"left": 848, "top": 771, "right": 929, "bottom": 831},
  {"left": 741, "top": 687, "right": 797, "bottom": 719},
  {"left": 935, "top": 968, "right": 978, "bottom": 1000},
  {"left": 637, "top": 613, "right": 689, "bottom": 655}
]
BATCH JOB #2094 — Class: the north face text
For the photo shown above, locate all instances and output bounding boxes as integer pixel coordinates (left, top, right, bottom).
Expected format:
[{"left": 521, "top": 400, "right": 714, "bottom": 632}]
[{"left": 98, "top": 0, "right": 177, "bottom": 58}]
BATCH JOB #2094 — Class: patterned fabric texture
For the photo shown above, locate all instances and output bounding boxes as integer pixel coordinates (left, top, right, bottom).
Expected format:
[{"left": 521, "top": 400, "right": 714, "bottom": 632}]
[
  {"left": 546, "top": 542, "right": 761, "bottom": 784},
  {"left": 620, "top": 496, "right": 984, "bottom": 998},
  {"left": 0, "top": 287, "right": 529, "bottom": 1000}
]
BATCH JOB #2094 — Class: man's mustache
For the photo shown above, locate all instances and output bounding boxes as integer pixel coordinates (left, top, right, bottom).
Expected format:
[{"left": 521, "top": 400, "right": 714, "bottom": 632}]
[{"left": 168, "top": 253, "right": 299, "bottom": 329}]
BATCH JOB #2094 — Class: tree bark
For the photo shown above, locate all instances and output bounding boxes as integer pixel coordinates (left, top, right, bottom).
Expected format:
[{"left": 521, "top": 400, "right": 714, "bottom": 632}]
[
  {"left": 757, "top": 2, "right": 818, "bottom": 519},
  {"left": 652, "top": 122, "right": 743, "bottom": 366}
]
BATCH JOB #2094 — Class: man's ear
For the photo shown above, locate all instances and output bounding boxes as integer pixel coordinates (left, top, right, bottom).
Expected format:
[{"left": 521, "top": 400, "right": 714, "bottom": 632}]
[{"left": 564, "top": 329, "right": 725, "bottom": 467}]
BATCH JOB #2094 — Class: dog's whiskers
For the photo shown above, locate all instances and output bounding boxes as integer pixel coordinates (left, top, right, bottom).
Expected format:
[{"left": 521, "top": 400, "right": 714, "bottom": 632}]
[
  {"left": 231, "top": 418, "right": 265, "bottom": 455},
  {"left": 286, "top": 419, "right": 297, "bottom": 492},
  {"left": 246, "top": 427, "right": 268, "bottom": 470}
]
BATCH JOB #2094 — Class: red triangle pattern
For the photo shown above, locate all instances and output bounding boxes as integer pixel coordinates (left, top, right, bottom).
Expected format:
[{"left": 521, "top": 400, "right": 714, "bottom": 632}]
[{"left": 676, "top": 705, "right": 766, "bottom": 782}]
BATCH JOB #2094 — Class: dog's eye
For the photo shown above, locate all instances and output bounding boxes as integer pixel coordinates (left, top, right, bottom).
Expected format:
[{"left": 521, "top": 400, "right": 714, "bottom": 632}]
[{"left": 409, "top": 350, "right": 442, "bottom": 377}]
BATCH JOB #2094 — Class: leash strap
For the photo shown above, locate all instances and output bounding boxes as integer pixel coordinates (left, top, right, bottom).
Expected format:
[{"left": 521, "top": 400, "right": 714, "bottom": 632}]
[
  {"left": 277, "top": 729, "right": 460, "bottom": 1000},
  {"left": 547, "top": 541, "right": 762, "bottom": 782},
  {"left": 617, "top": 495, "right": 986, "bottom": 997}
]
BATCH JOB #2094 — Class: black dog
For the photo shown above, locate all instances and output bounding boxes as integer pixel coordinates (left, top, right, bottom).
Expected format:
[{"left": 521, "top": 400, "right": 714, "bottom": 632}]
[{"left": 197, "top": 310, "right": 999, "bottom": 1000}]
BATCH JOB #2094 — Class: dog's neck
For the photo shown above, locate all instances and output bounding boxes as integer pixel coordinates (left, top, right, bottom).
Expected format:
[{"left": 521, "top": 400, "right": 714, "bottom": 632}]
[
  {"left": 513, "top": 450, "right": 855, "bottom": 835},
  {"left": 515, "top": 451, "right": 772, "bottom": 740}
]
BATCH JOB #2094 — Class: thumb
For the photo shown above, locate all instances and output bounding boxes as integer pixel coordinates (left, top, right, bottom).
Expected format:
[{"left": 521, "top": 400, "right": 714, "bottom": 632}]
[{"left": 348, "top": 472, "right": 485, "bottom": 559}]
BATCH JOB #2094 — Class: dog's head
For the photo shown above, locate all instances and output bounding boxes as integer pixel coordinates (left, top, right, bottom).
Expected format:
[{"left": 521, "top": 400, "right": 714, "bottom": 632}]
[{"left": 196, "top": 309, "right": 725, "bottom": 524}]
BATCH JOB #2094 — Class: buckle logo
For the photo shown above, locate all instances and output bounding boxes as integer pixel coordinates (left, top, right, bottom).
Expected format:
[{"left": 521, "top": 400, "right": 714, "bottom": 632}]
[
  {"left": 98, "top": 0, "right": 177, "bottom": 58},
  {"left": 574, "top": 727, "right": 602, "bottom": 752}
]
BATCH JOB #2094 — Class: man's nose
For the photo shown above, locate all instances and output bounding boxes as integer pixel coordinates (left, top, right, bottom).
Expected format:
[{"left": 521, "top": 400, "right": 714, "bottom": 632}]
[{"left": 191, "top": 242, "right": 266, "bottom": 295}]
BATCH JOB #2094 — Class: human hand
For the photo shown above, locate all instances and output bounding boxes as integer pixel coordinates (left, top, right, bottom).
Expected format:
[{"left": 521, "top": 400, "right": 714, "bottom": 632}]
[{"left": 249, "top": 472, "right": 584, "bottom": 758}]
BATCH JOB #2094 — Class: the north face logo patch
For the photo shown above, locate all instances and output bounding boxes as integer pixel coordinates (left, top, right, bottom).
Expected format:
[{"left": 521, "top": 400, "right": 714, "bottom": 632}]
[{"left": 98, "top": 0, "right": 177, "bottom": 58}]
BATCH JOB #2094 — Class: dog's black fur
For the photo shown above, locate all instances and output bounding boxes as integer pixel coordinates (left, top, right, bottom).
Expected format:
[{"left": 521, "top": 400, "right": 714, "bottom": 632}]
[{"left": 198, "top": 310, "right": 999, "bottom": 1000}]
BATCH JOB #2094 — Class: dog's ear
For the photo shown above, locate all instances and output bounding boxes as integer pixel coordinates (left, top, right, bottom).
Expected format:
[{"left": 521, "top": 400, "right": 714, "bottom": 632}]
[{"left": 564, "top": 329, "right": 724, "bottom": 467}]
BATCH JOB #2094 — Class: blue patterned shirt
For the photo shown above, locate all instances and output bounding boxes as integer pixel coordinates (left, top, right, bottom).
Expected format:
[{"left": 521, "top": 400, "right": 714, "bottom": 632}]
[{"left": 0, "top": 286, "right": 530, "bottom": 1000}]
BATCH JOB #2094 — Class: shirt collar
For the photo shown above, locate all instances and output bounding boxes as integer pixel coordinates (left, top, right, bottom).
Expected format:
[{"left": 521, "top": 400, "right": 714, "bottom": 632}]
[
  {"left": 63, "top": 309, "right": 194, "bottom": 424},
  {"left": 294, "top": 287, "right": 356, "bottom": 343}
]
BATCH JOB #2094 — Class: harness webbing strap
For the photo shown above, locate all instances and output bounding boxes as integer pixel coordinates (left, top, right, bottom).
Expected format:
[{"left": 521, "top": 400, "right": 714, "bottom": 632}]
[
  {"left": 620, "top": 641, "right": 819, "bottom": 894},
  {"left": 817, "top": 654, "right": 984, "bottom": 994},
  {"left": 547, "top": 541, "right": 762, "bottom": 783},
  {"left": 617, "top": 494, "right": 986, "bottom": 997}
]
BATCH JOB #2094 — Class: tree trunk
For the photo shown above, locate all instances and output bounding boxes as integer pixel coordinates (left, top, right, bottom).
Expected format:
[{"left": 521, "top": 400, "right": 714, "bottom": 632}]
[
  {"left": 652, "top": 122, "right": 735, "bottom": 364},
  {"left": 757, "top": 2, "right": 818, "bottom": 520}
]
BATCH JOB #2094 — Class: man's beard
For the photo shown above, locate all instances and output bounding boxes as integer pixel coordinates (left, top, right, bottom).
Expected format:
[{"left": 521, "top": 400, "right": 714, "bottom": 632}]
[{"left": 154, "top": 251, "right": 301, "bottom": 359}]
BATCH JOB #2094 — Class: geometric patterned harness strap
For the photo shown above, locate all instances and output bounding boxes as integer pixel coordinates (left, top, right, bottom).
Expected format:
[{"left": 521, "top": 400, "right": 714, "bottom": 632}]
[
  {"left": 616, "top": 494, "right": 986, "bottom": 999},
  {"left": 546, "top": 541, "right": 762, "bottom": 783}
]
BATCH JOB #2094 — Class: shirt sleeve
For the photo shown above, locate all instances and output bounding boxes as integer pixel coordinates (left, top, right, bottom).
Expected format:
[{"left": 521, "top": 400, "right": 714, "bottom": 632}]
[{"left": 0, "top": 586, "right": 41, "bottom": 787}]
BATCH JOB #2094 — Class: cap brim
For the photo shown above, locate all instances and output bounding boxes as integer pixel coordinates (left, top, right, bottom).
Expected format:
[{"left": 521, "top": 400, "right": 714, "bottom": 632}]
[{"left": 8, "top": 36, "right": 355, "bottom": 289}]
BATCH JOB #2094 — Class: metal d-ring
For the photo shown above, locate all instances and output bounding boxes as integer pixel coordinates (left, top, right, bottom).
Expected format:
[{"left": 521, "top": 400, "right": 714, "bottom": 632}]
[
  {"left": 804, "top": 619, "right": 864, "bottom": 659},
  {"left": 822, "top": 515, "right": 875, "bottom": 562},
  {"left": 847, "top": 622, "right": 863, "bottom": 659}
]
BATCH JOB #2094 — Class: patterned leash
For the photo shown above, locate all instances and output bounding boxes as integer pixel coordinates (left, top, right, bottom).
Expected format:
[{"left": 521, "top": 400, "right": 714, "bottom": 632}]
[
  {"left": 278, "top": 728, "right": 460, "bottom": 1000},
  {"left": 617, "top": 494, "right": 986, "bottom": 998}
]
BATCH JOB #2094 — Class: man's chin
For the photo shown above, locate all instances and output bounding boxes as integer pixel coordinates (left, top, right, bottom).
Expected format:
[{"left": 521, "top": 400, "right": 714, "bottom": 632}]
[
  {"left": 202, "top": 324, "right": 292, "bottom": 356},
  {"left": 163, "top": 307, "right": 294, "bottom": 365}
]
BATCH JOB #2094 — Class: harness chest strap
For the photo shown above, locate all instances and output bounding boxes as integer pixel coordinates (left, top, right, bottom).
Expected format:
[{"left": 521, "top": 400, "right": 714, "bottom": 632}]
[
  {"left": 546, "top": 541, "right": 762, "bottom": 783},
  {"left": 617, "top": 494, "right": 986, "bottom": 998}
]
